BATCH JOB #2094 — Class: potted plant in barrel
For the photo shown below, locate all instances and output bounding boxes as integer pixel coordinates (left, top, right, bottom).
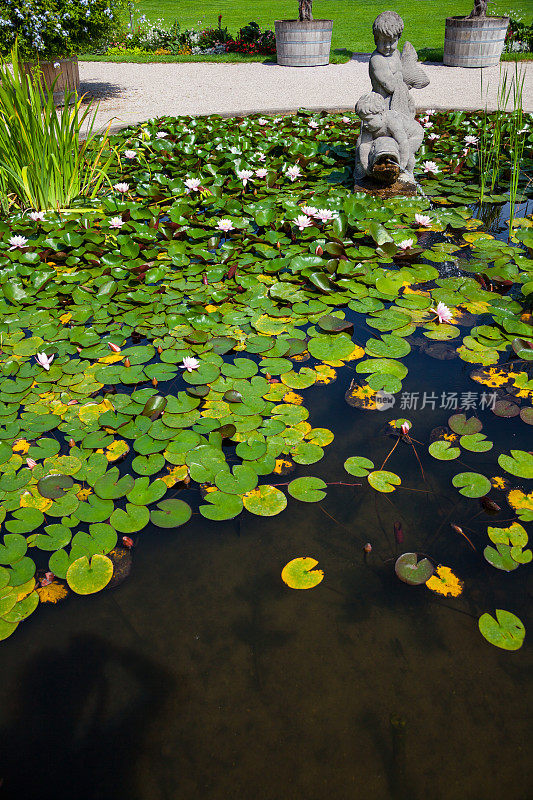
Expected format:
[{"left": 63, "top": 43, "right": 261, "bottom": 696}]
[
  {"left": 443, "top": 0, "right": 510, "bottom": 68},
  {"left": 275, "top": 0, "right": 333, "bottom": 67},
  {"left": 0, "top": 0, "right": 125, "bottom": 103}
]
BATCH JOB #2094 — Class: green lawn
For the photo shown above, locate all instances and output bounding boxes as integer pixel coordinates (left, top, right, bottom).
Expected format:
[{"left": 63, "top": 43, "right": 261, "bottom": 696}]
[{"left": 134, "top": 0, "right": 533, "bottom": 56}]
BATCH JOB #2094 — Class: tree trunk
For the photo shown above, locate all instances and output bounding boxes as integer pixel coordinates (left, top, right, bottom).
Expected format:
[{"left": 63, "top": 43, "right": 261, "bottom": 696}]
[
  {"left": 298, "top": 0, "right": 313, "bottom": 22},
  {"left": 468, "top": 0, "right": 488, "bottom": 18}
]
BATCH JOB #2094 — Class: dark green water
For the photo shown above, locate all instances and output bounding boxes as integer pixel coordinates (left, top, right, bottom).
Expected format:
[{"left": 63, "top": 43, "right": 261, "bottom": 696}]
[{"left": 0, "top": 320, "right": 531, "bottom": 800}]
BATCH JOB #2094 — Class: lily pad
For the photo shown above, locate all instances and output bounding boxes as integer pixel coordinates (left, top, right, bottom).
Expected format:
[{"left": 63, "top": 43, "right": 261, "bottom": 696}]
[
  {"left": 395, "top": 553, "right": 434, "bottom": 585},
  {"left": 287, "top": 477, "right": 327, "bottom": 502},
  {"left": 281, "top": 557, "right": 324, "bottom": 589},
  {"left": 150, "top": 499, "right": 192, "bottom": 528},
  {"left": 452, "top": 472, "right": 491, "bottom": 498},
  {"left": 344, "top": 456, "right": 374, "bottom": 476},
  {"left": 368, "top": 470, "right": 401, "bottom": 493},
  {"left": 243, "top": 485, "right": 287, "bottom": 516},
  {"left": 478, "top": 609, "right": 525, "bottom": 651},
  {"left": 66, "top": 554, "right": 113, "bottom": 595}
]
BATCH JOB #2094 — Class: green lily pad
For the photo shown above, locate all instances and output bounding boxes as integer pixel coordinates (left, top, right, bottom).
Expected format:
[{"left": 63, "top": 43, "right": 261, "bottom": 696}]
[
  {"left": 199, "top": 491, "right": 243, "bottom": 521},
  {"left": 395, "top": 553, "right": 434, "bottom": 585},
  {"left": 93, "top": 468, "right": 135, "bottom": 499},
  {"left": 478, "top": 609, "right": 525, "bottom": 650},
  {"left": 459, "top": 433, "right": 493, "bottom": 453},
  {"left": 214, "top": 465, "right": 257, "bottom": 495},
  {"left": 243, "top": 485, "right": 287, "bottom": 516},
  {"left": 110, "top": 503, "right": 150, "bottom": 533},
  {"left": 344, "top": 456, "right": 374, "bottom": 476},
  {"left": 287, "top": 477, "right": 327, "bottom": 502},
  {"left": 428, "top": 440, "right": 460, "bottom": 460},
  {"left": 37, "top": 474, "right": 74, "bottom": 499},
  {"left": 66, "top": 554, "right": 114, "bottom": 595},
  {"left": 368, "top": 470, "right": 401, "bottom": 493},
  {"left": 2, "top": 589, "right": 39, "bottom": 622},
  {"left": 0, "top": 534, "right": 27, "bottom": 565},
  {"left": 126, "top": 476, "right": 167, "bottom": 505},
  {"left": 448, "top": 414, "right": 482, "bottom": 435},
  {"left": 308, "top": 333, "right": 354, "bottom": 361},
  {"left": 452, "top": 472, "right": 491, "bottom": 498},
  {"left": 498, "top": 450, "right": 533, "bottom": 479},
  {"left": 150, "top": 498, "right": 192, "bottom": 528}
]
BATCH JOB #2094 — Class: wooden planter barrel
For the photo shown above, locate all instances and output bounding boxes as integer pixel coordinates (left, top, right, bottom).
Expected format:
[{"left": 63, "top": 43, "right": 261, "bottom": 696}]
[
  {"left": 22, "top": 56, "right": 80, "bottom": 104},
  {"left": 275, "top": 20, "right": 333, "bottom": 67},
  {"left": 443, "top": 16, "right": 510, "bottom": 68}
]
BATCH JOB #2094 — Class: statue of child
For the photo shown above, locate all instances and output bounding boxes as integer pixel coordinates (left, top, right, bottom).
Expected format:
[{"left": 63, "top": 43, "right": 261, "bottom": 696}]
[
  {"left": 354, "top": 92, "right": 424, "bottom": 182},
  {"left": 369, "top": 10, "right": 415, "bottom": 118}
]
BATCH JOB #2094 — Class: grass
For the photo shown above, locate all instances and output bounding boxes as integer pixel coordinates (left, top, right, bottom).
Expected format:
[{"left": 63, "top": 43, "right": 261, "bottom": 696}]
[{"left": 126, "top": 0, "right": 533, "bottom": 55}]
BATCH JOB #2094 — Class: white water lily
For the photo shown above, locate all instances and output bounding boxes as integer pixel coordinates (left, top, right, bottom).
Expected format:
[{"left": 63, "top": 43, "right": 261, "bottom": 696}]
[
  {"left": 28, "top": 211, "right": 45, "bottom": 222},
  {"left": 401, "top": 421, "right": 411, "bottom": 435},
  {"left": 255, "top": 151, "right": 266, "bottom": 162},
  {"left": 341, "top": 116, "right": 351, "bottom": 123},
  {"left": 286, "top": 165, "right": 301, "bottom": 182},
  {"left": 427, "top": 133, "right": 439, "bottom": 141},
  {"left": 109, "top": 216, "right": 124, "bottom": 229},
  {"left": 301, "top": 205, "right": 318, "bottom": 216},
  {"left": 308, "top": 120, "right": 319, "bottom": 129},
  {"left": 431, "top": 302, "right": 453, "bottom": 324},
  {"left": 425, "top": 109, "right": 436, "bottom": 115},
  {"left": 257, "top": 118, "right": 268, "bottom": 125},
  {"left": 424, "top": 121, "right": 434, "bottom": 129},
  {"left": 236, "top": 169, "right": 254, "bottom": 186},
  {"left": 8, "top": 235, "right": 28, "bottom": 249},
  {"left": 184, "top": 178, "right": 202, "bottom": 193},
  {"left": 294, "top": 215, "right": 312, "bottom": 231},
  {"left": 156, "top": 131, "right": 169, "bottom": 139},
  {"left": 113, "top": 182, "right": 129, "bottom": 193},
  {"left": 180, "top": 356, "right": 200, "bottom": 372},
  {"left": 26, "top": 457, "right": 37, "bottom": 469},
  {"left": 315, "top": 208, "right": 334, "bottom": 223},
  {"left": 464, "top": 135, "right": 479, "bottom": 145},
  {"left": 216, "top": 219, "right": 234, "bottom": 233},
  {"left": 35, "top": 352, "right": 54, "bottom": 371},
  {"left": 255, "top": 168, "right": 268, "bottom": 178},
  {"left": 123, "top": 149, "right": 136, "bottom": 159},
  {"left": 398, "top": 238, "right": 414, "bottom": 250},
  {"left": 414, "top": 213, "right": 431, "bottom": 226}
]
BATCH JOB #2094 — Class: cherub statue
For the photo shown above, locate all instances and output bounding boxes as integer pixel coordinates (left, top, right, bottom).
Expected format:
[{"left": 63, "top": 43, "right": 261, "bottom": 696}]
[{"left": 354, "top": 92, "right": 424, "bottom": 184}]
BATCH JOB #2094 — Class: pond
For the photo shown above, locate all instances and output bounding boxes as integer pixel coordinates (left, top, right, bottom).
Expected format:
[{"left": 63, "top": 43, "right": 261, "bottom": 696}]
[{"left": 0, "top": 109, "right": 531, "bottom": 799}]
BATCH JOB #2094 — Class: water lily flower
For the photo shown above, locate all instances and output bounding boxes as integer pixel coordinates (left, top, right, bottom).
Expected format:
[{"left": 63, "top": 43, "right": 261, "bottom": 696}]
[
  {"left": 53, "top": 61, "right": 60, "bottom": 69},
  {"left": 216, "top": 219, "right": 234, "bottom": 233},
  {"left": 113, "top": 182, "right": 129, "bottom": 193},
  {"left": 123, "top": 149, "right": 136, "bottom": 159},
  {"left": 122, "top": 536, "right": 134, "bottom": 549},
  {"left": 301, "top": 205, "right": 318, "bottom": 216},
  {"left": 419, "top": 116, "right": 429, "bottom": 124},
  {"left": 28, "top": 211, "right": 45, "bottom": 222},
  {"left": 414, "top": 213, "right": 431, "bottom": 226},
  {"left": 237, "top": 169, "right": 254, "bottom": 186},
  {"left": 156, "top": 131, "right": 168, "bottom": 138},
  {"left": 341, "top": 116, "right": 351, "bottom": 123},
  {"left": 423, "top": 161, "right": 439, "bottom": 175},
  {"left": 398, "top": 238, "right": 414, "bottom": 250},
  {"left": 181, "top": 356, "right": 200, "bottom": 372},
  {"left": 8, "top": 235, "right": 28, "bottom": 249},
  {"left": 35, "top": 352, "right": 54, "bottom": 370},
  {"left": 255, "top": 151, "right": 266, "bottom": 162},
  {"left": 431, "top": 301, "right": 453, "bottom": 324},
  {"left": 40, "top": 571, "right": 55, "bottom": 587},
  {"left": 184, "top": 178, "right": 202, "bottom": 193},
  {"left": 255, "top": 168, "right": 268, "bottom": 178},
  {"left": 257, "top": 117, "right": 268, "bottom": 125},
  {"left": 286, "top": 165, "right": 301, "bottom": 182},
  {"left": 294, "top": 215, "right": 312, "bottom": 231},
  {"left": 108, "top": 342, "right": 121, "bottom": 353},
  {"left": 424, "top": 121, "right": 434, "bottom": 129},
  {"left": 26, "top": 457, "right": 37, "bottom": 469},
  {"left": 464, "top": 135, "right": 479, "bottom": 145},
  {"left": 308, "top": 120, "right": 319, "bottom": 129},
  {"left": 315, "top": 208, "right": 334, "bottom": 223},
  {"left": 426, "top": 109, "right": 436, "bottom": 116},
  {"left": 109, "top": 216, "right": 124, "bottom": 229},
  {"left": 427, "top": 133, "right": 439, "bottom": 141},
  {"left": 401, "top": 421, "right": 411, "bottom": 436}
]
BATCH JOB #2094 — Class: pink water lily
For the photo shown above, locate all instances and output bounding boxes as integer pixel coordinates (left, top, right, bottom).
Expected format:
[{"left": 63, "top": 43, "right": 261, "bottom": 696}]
[
  {"left": 315, "top": 208, "right": 334, "bottom": 223},
  {"left": 237, "top": 169, "right": 254, "bottom": 186},
  {"left": 341, "top": 116, "right": 351, "bottom": 123},
  {"left": 401, "top": 422, "right": 411, "bottom": 436},
  {"left": 295, "top": 215, "right": 312, "bottom": 231},
  {"left": 431, "top": 302, "right": 453, "bottom": 324},
  {"left": 26, "top": 458, "right": 37, "bottom": 469},
  {"left": 8, "top": 235, "right": 28, "bottom": 250},
  {"left": 108, "top": 342, "right": 121, "bottom": 353},
  {"left": 29, "top": 211, "right": 45, "bottom": 222},
  {"left": 255, "top": 168, "right": 268, "bottom": 178},
  {"left": 398, "top": 238, "right": 414, "bottom": 250},
  {"left": 286, "top": 165, "right": 301, "bottom": 182},
  {"left": 184, "top": 178, "right": 202, "bottom": 193},
  {"left": 423, "top": 161, "right": 439, "bottom": 175},
  {"left": 414, "top": 213, "right": 431, "bottom": 227},
  {"left": 113, "top": 182, "right": 129, "bottom": 193},
  {"left": 180, "top": 356, "right": 200, "bottom": 372},
  {"left": 216, "top": 219, "right": 234, "bottom": 233},
  {"left": 35, "top": 352, "right": 54, "bottom": 370},
  {"left": 109, "top": 216, "right": 124, "bottom": 229},
  {"left": 301, "top": 205, "right": 318, "bottom": 216},
  {"left": 40, "top": 571, "right": 54, "bottom": 587},
  {"left": 123, "top": 149, "right": 136, "bottom": 159}
]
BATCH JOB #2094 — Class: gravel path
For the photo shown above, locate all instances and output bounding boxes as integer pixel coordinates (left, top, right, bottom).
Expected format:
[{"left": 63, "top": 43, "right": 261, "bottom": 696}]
[{"left": 78, "top": 57, "right": 533, "bottom": 133}]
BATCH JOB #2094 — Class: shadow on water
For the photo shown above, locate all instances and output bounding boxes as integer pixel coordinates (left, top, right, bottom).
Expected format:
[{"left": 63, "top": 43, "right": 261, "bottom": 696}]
[{"left": 0, "top": 634, "right": 175, "bottom": 800}]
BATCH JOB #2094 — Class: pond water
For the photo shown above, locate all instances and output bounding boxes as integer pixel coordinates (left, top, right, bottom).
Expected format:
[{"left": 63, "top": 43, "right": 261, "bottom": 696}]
[
  {"left": 0, "top": 290, "right": 531, "bottom": 800},
  {"left": 0, "top": 110, "right": 532, "bottom": 800}
]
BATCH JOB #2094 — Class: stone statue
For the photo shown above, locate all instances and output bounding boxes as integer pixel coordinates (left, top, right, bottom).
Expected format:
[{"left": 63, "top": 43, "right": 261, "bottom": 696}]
[{"left": 354, "top": 11, "right": 429, "bottom": 191}]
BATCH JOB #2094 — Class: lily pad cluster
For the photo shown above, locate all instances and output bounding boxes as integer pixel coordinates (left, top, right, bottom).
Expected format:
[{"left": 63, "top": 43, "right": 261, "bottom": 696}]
[{"left": 0, "top": 107, "right": 531, "bottom": 643}]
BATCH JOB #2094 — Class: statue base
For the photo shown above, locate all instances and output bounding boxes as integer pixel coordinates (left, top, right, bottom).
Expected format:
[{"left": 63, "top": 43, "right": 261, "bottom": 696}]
[{"left": 353, "top": 173, "right": 417, "bottom": 198}]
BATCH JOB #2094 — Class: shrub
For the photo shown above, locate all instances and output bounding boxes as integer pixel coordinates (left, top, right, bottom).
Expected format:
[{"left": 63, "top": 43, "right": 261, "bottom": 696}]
[
  {"left": 225, "top": 22, "right": 276, "bottom": 55},
  {"left": 504, "top": 16, "right": 533, "bottom": 53},
  {"left": 0, "top": 0, "right": 126, "bottom": 61}
]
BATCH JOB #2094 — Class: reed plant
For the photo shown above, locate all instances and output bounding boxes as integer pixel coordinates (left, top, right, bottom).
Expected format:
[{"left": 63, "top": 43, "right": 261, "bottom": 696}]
[{"left": 0, "top": 41, "right": 118, "bottom": 212}]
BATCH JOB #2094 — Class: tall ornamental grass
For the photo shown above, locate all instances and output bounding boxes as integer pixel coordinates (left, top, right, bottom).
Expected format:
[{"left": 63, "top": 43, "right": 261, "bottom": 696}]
[{"left": 0, "top": 42, "right": 117, "bottom": 212}]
